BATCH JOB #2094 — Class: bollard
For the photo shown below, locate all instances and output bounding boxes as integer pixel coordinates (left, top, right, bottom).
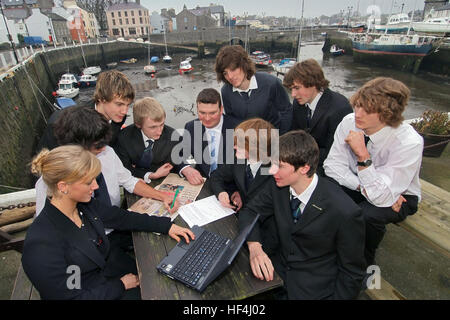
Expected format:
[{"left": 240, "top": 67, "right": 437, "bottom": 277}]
[{"left": 30, "top": 45, "right": 34, "bottom": 54}]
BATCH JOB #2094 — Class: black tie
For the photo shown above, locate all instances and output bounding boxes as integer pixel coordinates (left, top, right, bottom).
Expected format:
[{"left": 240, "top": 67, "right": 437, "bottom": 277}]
[
  {"left": 245, "top": 164, "right": 254, "bottom": 191},
  {"left": 241, "top": 91, "right": 250, "bottom": 101},
  {"left": 137, "top": 139, "right": 154, "bottom": 169},
  {"left": 364, "top": 135, "right": 370, "bottom": 146},
  {"left": 305, "top": 105, "right": 312, "bottom": 129},
  {"left": 290, "top": 196, "right": 301, "bottom": 224},
  {"left": 94, "top": 173, "right": 112, "bottom": 207}
]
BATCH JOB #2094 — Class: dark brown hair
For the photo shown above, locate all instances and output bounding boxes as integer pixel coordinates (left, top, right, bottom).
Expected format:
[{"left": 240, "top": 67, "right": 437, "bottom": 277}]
[
  {"left": 215, "top": 45, "right": 256, "bottom": 85},
  {"left": 196, "top": 88, "right": 222, "bottom": 108},
  {"left": 283, "top": 59, "right": 329, "bottom": 91},
  {"left": 278, "top": 130, "right": 319, "bottom": 177},
  {"left": 350, "top": 77, "right": 410, "bottom": 127},
  {"left": 94, "top": 70, "right": 135, "bottom": 103}
]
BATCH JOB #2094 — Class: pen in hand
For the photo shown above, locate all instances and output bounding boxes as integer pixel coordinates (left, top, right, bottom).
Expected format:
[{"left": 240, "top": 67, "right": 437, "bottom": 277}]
[{"left": 170, "top": 188, "right": 180, "bottom": 209}]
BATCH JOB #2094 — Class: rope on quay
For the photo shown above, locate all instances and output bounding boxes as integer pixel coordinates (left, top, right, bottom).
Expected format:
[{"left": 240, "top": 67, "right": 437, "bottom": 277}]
[{"left": 23, "top": 66, "right": 54, "bottom": 124}]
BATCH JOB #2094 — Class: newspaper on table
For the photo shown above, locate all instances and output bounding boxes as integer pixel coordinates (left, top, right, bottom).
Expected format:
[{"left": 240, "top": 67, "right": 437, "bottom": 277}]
[{"left": 128, "top": 173, "right": 205, "bottom": 221}]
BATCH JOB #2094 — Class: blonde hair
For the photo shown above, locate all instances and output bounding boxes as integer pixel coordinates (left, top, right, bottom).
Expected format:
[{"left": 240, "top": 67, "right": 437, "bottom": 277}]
[
  {"left": 133, "top": 97, "right": 166, "bottom": 126},
  {"left": 31, "top": 145, "right": 101, "bottom": 196}
]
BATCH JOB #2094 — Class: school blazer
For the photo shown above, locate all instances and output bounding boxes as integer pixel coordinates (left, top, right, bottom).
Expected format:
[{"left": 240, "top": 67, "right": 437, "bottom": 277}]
[
  {"left": 238, "top": 176, "right": 366, "bottom": 300},
  {"left": 115, "top": 124, "right": 179, "bottom": 179},
  {"left": 21, "top": 199, "right": 171, "bottom": 300},
  {"left": 177, "top": 115, "right": 239, "bottom": 178},
  {"left": 291, "top": 88, "right": 352, "bottom": 166},
  {"left": 209, "top": 162, "right": 279, "bottom": 255}
]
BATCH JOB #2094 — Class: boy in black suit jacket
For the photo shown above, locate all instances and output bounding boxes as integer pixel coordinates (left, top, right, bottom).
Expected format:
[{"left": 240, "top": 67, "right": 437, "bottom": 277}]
[
  {"left": 238, "top": 130, "right": 366, "bottom": 300},
  {"left": 283, "top": 59, "right": 352, "bottom": 171},
  {"left": 115, "top": 97, "right": 178, "bottom": 183}
]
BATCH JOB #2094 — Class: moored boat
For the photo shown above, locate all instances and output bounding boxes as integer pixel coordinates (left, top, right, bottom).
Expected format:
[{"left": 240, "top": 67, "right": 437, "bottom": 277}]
[
  {"left": 53, "top": 97, "right": 76, "bottom": 110},
  {"left": 82, "top": 66, "right": 101, "bottom": 76},
  {"left": 120, "top": 58, "right": 137, "bottom": 64},
  {"left": 106, "top": 62, "right": 118, "bottom": 68},
  {"left": 273, "top": 58, "right": 296, "bottom": 76},
  {"left": 250, "top": 51, "right": 272, "bottom": 67},
  {"left": 330, "top": 45, "right": 345, "bottom": 56},
  {"left": 78, "top": 74, "right": 97, "bottom": 88},
  {"left": 144, "top": 65, "right": 156, "bottom": 74},
  {"left": 375, "top": 13, "right": 411, "bottom": 33},
  {"left": 56, "top": 80, "right": 79, "bottom": 98},
  {"left": 151, "top": 56, "right": 159, "bottom": 63},
  {"left": 163, "top": 55, "right": 172, "bottom": 63},
  {"left": 179, "top": 60, "right": 193, "bottom": 73},
  {"left": 59, "top": 73, "right": 79, "bottom": 87},
  {"left": 412, "top": 17, "right": 450, "bottom": 34}
]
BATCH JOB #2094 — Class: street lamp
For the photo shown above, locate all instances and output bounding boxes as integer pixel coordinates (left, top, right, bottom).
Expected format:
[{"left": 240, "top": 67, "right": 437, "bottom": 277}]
[{"left": 0, "top": 0, "right": 19, "bottom": 64}]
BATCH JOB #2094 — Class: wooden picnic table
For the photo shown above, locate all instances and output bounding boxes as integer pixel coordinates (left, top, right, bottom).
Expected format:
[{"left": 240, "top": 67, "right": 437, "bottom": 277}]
[{"left": 127, "top": 179, "right": 283, "bottom": 300}]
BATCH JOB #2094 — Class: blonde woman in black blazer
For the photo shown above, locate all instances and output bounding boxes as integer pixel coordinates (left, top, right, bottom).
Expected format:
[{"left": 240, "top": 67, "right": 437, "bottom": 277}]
[{"left": 22, "top": 145, "right": 193, "bottom": 300}]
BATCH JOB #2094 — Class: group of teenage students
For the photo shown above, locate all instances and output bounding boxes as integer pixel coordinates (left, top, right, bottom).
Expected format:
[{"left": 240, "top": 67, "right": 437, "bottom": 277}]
[{"left": 22, "top": 45, "right": 423, "bottom": 300}]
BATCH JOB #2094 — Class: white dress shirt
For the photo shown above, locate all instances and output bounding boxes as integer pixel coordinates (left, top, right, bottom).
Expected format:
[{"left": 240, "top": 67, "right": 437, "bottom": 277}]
[
  {"left": 232, "top": 75, "right": 258, "bottom": 97},
  {"left": 306, "top": 91, "right": 323, "bottom": 117},
  {"left": 35, "top": 146, "right": 139, "bottom": 216},
  {"left": 290, "top": 174, "right": 319, "bottom": 214},
  {"left": 205, "top": 115, "right": 224, "bottom": 167},
  {"left": 323, "top": 113, "right": 423, "bottom": 207}
]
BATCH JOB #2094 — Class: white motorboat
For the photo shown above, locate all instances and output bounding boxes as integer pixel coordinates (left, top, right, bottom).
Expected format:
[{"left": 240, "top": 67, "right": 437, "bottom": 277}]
[
  {"left": 144, "top": 65, "right": 156, "bottom": 74},
  {"left": 163, "top": 55, "right": 172, "bottom": 63},
  {"left": 59, "top": 73, "right": 79, "bottom": 87},
  {"left": 179, "top": 60, "right": 193, "bottom": 73},
  {"left": 56, "top": 80, "right": 79, "bottom": 98},
  {"left": 330, "top": 45, "right": 345, "bottom": 56},
  {"left": 375, "top": 13, "right": 411, "bottom": 33},
  {"left": 83, "top": 66, "right": 101, "bottom": 75},
  {"left": 78, "top": 74, "right": 97, "bottom": 88},
  {"left": 273, "top": 58, "right": 296, "bottom": 76},
  {"left": 413, "top": 17, "right": 450, "bottom": 33}
]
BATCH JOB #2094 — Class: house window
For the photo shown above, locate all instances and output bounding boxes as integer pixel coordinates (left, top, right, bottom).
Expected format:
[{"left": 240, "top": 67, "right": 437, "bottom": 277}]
[
  {"left": 140, "top": 17, "right": 143, "bottom": 24},
  {"left": 112, "top": 28, "right": 120, "bottom": 35},
  {"left": 129, "top": 27, "right": 136, "bottom": 35},
  {"left": 119, "top": 19, "right": 122, "bottom": 25},
  {"left": 132, "top": 18, "right": 135, "bottom": 24},
  {"left": 184, "top": 17, "right": 187, "bottom": 23},
  {"left": 139, "top": 10, "right": 142, "bottom": 16},
  {"left": 111, "top": 12, "right": 114, "bottom": 18},
  {"left": 131, "top": 11, "right": 134, "bottom": 16},
  {"left": 126, "top": 18, "right": 129, "bottom": 24},
  {"left": 125, "top": 11, "right": 128, "bottom": 17},
  {"left": 112, "top": 19, "right": 116, "bottom": 26},
  {"left": 118, "top": 11, "right": 121, "bottom": 17}
]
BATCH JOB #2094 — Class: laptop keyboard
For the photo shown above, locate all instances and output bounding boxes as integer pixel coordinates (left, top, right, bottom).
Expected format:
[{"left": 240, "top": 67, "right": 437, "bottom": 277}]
[{"left": 170, "top": 230, "right": 229, "bottom": 287}]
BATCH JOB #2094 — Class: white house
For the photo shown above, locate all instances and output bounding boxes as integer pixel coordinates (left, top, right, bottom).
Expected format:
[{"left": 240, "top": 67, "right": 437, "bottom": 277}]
[
  {"left": 25, "top": 8, "right": 52, "bottom": 42},
  {"left": 0, "top": 13, "right": 21, "bottom": 43}
]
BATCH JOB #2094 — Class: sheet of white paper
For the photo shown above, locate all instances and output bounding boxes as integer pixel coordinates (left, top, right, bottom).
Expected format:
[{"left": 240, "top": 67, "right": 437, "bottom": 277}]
[{"left": 178, "top": 195, "right": 235, "bottom": 228}]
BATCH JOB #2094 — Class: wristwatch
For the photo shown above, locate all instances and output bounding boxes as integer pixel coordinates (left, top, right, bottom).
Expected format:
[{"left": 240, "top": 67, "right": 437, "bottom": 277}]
[{"left": 357, "top": 158, "right": 372, "bottom": 167}]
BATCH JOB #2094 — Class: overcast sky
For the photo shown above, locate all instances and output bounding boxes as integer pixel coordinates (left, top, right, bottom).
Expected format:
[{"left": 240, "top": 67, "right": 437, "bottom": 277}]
[{"left": 140, "top": 0, "right": 425, "bottom": 18}]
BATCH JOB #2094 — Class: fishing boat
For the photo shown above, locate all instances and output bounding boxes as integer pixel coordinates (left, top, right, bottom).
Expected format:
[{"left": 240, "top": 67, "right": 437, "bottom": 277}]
[
  {"left": 250, "top": 51, "right": 272, "bottom": 67},
  {"left": 330, "top": 45, "right": 345, "bottom": 56},
  {"left": 82, "top": 66, "right": 101, "bottom": 75},
  {"left": 179, "top": 59, "right": 193, "bottom": 73},
  {"left": 78, "top": 74, "right": 97, "bottom": 88},
  {"left": 351, "top": 33, "right": 435, "bottom": 72},
  {"left": 375, "top": 13, "right": 411, "bottom": 33},
  {"left": 412, "top": 17, "right": 450, "bottom": 34},
  {"left": 120, "top": 58, "right": 137, "bottom": 64},
  {"left": 59, "top": 73, "right": 79, "bottom": 87},
  {"left": 56, "top": 80, "right": 79, "bottom": 98}
]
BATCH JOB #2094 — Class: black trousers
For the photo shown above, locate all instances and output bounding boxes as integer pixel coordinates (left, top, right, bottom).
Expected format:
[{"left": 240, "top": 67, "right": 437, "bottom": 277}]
[{"left": 341, "top": 186, "right": 418, "bottom": 267}]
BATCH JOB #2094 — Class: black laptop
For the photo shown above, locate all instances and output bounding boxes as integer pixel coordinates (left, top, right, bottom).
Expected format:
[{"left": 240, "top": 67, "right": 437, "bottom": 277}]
[{"left": 157, "top": 214, "right": 260, "bottom": 292}]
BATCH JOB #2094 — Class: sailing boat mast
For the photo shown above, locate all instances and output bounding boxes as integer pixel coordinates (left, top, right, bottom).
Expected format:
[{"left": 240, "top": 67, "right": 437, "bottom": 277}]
[
  {"left": 163, "top": 25, "right": 168, "bottom": 56},
  {"left": 297, "top": 0, "right": 304, "bottom": 62}
]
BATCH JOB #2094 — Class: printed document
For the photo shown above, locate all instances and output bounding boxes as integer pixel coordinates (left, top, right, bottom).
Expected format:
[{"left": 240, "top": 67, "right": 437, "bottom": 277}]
[{"left": 178, "top": 195, "right": 235, "bottom": 228}]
